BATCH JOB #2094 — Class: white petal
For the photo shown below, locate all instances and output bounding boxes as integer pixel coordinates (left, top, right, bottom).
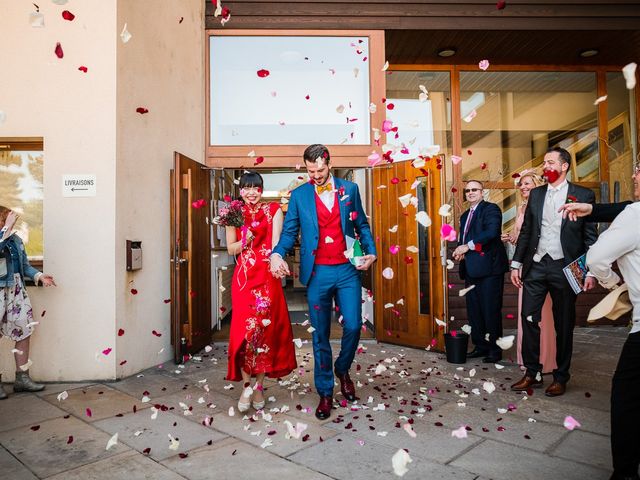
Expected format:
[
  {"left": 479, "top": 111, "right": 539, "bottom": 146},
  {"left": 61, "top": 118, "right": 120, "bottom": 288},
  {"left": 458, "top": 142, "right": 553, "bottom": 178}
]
[
  {"left": 168, "top": 434, "right": 180, "bottom": 450},
  {"left": 622, "top": 63, "right": 637, "bottom": 89},
  {"left": 336, "top": 104, "right": 345, "bottom": 114},
  {"left": 483, "top": 382, "right": 496, "bottom": 394},
  {"left": 57, "top": 391, "right": 68, "bottom": 401},
  {"left": 204, "top": 345, "right": 213, "bottom": 353},
  {"left": 382, "top": 267, "right": 394, "bottom": 280},
  {"left": 384, "top": 303, "right": 394, "bottom": 309},
  {"left": 150, "top": 407, "right": 159, "bottom": 420},
  {"left": 120, "top": 23, "right": 132, "bottom": 43},
  {"left": 307, "top": 326, "right": 316, "bottom": 333},
  {"left": 369, "top": 103, "right": 377, "bottom": 113},
  {"left": 403, "top": 423, "right": 417, "bottom": 438},
  {"left": 461, "top": 324, "right": 472, "bottom": 335},
  {"left": 593, "top": 95, "right": 608, "bottom": 105},
  {"left": 438, "top": 204, "right": 452, "bottom": 217},
  {"left": 30, "top": 12, "right": 45, "bottom": 27},
  {"left": 416, "top": 211, "right": 431, "bottom": 227},
  {"left": 374, "top": 364, "right": 387, "bottom": 375},
  {"left": 435, "top": 317, "right": 446, "bottom": 327},
  {"left": 496, "top": 335, "right": 515, "bottom": 350},
  {"left": 469, "top": 368, "right": 476, "bottom": 377},
  {"left": 18, "top": 359, "right": 33, "bottom": 371},
  {"left": 458, "top": 285, "right": 475, "bottom": 297},
  {"left": 392, "top": 449, "right": 412, "bottom": 477},
  {"left": 293, "top": 338, "right": 303, "bottom": 348},
  {"left": 260, "top": 438, "right": 273, "bottom": 449},
  {"left": 389, "top": 224, "right": 398, "bottom": 233},
  {"left": 228, "top": 407, "right": 235, "bottom": 416},
  {"left": 324, "top": 236, "right": 334, "bottom": 244},
  {"left": 106, "top": 433, "right": 119, "bottom": 450},
  {"left": 381, "top": 61, "right": 389, "bottom": 71},
  {"left": 451, "top": 426, "right": 468, "bottom": 439},
  {"left": 406, "top": 246, "right": 419, "bottom": 253},
  {"left": 262, "top": 319, "right": 271, "bottom": 327},
  {"left": 398, "top": 194, "right": 413, "bottom": 208}
]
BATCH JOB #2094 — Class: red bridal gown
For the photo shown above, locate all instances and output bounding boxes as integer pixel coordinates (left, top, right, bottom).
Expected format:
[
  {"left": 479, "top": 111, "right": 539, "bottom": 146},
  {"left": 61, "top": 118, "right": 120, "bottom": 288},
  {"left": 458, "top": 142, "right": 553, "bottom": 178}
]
[{"left": 226, "top": 202, "right": 297, "bottom": 381}]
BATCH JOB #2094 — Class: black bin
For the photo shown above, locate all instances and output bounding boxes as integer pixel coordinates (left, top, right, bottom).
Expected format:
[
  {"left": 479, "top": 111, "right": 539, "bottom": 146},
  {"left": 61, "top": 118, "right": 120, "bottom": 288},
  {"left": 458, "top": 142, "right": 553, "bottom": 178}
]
[{"left": 444, "top": 332, "right": 469, "bottom": 364}]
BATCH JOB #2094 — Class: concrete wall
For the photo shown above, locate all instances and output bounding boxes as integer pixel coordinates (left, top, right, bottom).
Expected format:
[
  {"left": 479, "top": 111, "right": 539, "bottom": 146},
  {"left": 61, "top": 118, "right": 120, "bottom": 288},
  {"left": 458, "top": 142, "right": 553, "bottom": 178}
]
[
  {"left": 0, "top": 0, "right": 204, "bottom": 381},
  {"left": 0, "top": 0, "right": 118, "bottom": 381},
  {"left": 114, "top": 0, "right": 204, "bottom": 377}
]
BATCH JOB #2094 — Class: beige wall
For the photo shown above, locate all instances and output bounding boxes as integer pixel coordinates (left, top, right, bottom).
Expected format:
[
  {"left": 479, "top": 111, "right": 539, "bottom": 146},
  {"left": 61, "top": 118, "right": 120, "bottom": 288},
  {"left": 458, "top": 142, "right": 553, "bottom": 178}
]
[
  {"left": 0, "top": 0, "right": 205, "bottom": 381},
  {"left": 115, "top": 0, "right": 204, "bottom": 377},
  {"left": 0, "top": 0, "right": 118, "bottom": 381}
]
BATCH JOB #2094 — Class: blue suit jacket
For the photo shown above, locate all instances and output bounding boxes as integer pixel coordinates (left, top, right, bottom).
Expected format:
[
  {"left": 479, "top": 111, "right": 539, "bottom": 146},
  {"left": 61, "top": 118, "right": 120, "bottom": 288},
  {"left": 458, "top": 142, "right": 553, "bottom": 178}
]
[
  {"left": 457, "top": 200, "right": 509, "bottom": 280},
  {"left": 273, "top": 177, "right": 376, "bottom": 286}
]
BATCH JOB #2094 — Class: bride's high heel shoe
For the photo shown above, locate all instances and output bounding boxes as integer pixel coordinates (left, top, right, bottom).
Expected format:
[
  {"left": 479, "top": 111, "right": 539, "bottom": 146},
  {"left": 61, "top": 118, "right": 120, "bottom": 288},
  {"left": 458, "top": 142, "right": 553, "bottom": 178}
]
[
  {"left": 238, "top": 382, "right": 253, "bottom": 413},
  {"left": 252, "top": 383, "right": 265, "bottom": 410}
]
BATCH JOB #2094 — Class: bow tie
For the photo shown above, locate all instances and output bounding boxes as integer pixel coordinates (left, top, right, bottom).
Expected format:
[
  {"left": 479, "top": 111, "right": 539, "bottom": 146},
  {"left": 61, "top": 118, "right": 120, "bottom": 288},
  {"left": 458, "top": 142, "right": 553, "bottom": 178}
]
[{"left": 316, "top": 183, "right": 333, "bottom": 194}]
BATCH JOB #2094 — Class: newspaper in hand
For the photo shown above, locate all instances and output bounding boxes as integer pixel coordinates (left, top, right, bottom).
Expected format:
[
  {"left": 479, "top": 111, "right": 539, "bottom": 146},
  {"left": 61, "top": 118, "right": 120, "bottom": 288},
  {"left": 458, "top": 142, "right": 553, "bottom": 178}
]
[{"left": 562, "top": 253, "right": 588, "bottom": 295}]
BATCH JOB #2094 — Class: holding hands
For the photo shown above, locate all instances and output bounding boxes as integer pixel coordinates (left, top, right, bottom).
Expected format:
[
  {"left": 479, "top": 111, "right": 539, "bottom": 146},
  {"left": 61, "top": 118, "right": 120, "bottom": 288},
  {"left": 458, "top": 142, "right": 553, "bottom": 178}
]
[
  {"left": 270, "top": 254, "right": 290, "bottom": 279},
  {"left": 558, "top": 202, "right": 592, "bottom": 221}
]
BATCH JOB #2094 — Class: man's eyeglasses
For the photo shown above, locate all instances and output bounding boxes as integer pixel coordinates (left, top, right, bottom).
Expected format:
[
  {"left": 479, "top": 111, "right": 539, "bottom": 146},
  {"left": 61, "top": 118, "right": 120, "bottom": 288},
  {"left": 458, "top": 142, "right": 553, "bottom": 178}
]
[
  {"left": 634, "top": 164, "right": 640, "bottom": 176},
  {"left": 463, "top": 188, "right": 482, "bottom": 193}
]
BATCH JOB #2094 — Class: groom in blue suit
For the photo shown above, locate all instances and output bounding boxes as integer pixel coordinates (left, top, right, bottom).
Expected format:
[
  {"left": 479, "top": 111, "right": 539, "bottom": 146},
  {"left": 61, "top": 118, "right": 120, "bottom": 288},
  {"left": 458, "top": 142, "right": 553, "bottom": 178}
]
[{"left": 270, "top": 144, "right": 377, "bottom": 420}]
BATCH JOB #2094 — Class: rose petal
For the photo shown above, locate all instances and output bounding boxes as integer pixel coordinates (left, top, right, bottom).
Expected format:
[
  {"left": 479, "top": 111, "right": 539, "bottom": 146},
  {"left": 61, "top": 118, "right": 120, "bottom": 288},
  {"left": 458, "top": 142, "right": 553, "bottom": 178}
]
[
  {"left": 54, "top": 42, "right": 64, "bottom": 59},
  {"left": 382, "top": 267, "right": 394, "bottom": 280},
  {"left": 496, "top": 335, "right": 515, "bottom": 350},
  {"left": 391, "top": 449, "right": 412, "bottom": 477},
  {"left": 622, "top": 63, "right": 637, "bottom": 89},
  {"left": 563, "top": 415, "right": 581, "bottom": 431},
  {"left": 416, "top": 211, "right": 431, "bottom": 227},
  {"left": 61, "top": 10, "right": 75, "bottom": 21},
  {"left": 478, "top": 59, "right": 490, "bottom": 71},
  {"left": 451, "top": 425, "right": 468, "bottom": 438},
  {"left": 257, "top": 69, "right": 270, "bottom": 78},
  {"left": 120, "top": 23, "right": 132, "bottom": 43}
]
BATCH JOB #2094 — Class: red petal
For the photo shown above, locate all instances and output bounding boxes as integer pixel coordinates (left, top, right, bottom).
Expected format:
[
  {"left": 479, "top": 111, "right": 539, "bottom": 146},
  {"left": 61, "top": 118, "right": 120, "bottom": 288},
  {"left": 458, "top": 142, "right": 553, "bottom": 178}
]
[
  {"left": 221, "top": 7, "right": 230, "bottom": 19},
  {"left": 67, "top": 435, "right": 74, "bottom": 444},
  {"left": 164, "top": 298, "right": 171, "bottom": 304},
  {"left": 130, "top": 288, "right": 138, "bottom": 295},
  {"left": 189, "top": 290, "right": 197, "bottom": 298},
  {"left": 62, "top": 10, "right": 75, "bottom": 21},
  {"left": 54, "top": 43, "right": 64, "bottom": 59},
  {"left": 219, "top": 306, "right": 226, "bottom": 313},
  {"left": 78, "top": 66, "right": 88, "bottom": 73},
  {"left": 386, "top": 103, "right": 395, "bottom": 110},
  {"left": 143, "top": 447, "right": 151, "bottom": 455},
  {"left": 223, "top": 195, "right": 232, "bottom": 202},
  {"left": 41, "top": 310, "right": 46, "bottom": 317},
  {"left": 254, "top": 156, "right": 264, "bottom": 166},
  {"left": 305, "top": 95, "right": 310, "bottom": 100},
  {"left": 152, "top": 330, "right": 162, "bottom": 337},
  {"left": 511, "top": 172, "right": 520, "bottom": 178},
  {"left": 86, "top": 408, "right": 92, "bottom": 417},
  {"left": 179, "top": 453, "right": 189, "bottom": 459},
  {"left": 119, "top": 360, "right": 127, "bottom": 366},
  {"left": 496, "top": 0, "right": 507, "bottom": 10},
  {"left": 257, "top": 69, "right": 270, "bottom": 78},
  {"left": 118, "top": 328, "right": 125, "bottom": 336},
  {"left": 30, "top": 425, "right": 40, "bottom": 431},
  {"left": 390, "top": 177, "right": 400, "bottom": 184},
  {"left": 136, "top": 107, "right": 149, "bottom": 114},
  {"left": 480, "top": 163, "right": 487, "bottom": 170}
]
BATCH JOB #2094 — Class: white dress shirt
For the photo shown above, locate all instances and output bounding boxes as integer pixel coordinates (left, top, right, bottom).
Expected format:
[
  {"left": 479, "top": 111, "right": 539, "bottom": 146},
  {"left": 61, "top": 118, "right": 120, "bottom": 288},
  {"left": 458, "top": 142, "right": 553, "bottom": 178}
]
[
  {"left": 586, "top": 202, "right": 640, "bottom": 333},
  {"left": 534, "top": 180, "right": 568, "bottom": 262},
  {"left": 316, "top": 175, "right": 336, "bottom": 212}
]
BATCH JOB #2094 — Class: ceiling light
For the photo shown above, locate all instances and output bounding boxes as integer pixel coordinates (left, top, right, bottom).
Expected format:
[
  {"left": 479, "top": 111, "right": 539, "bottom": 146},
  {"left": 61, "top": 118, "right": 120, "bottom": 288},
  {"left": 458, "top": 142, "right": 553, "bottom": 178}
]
[
  {"left": 437, "top": 48, "right": 456, "bottom": 58},
  {"left": 580, "top": 49, "right": 599, "bottom": 58}
]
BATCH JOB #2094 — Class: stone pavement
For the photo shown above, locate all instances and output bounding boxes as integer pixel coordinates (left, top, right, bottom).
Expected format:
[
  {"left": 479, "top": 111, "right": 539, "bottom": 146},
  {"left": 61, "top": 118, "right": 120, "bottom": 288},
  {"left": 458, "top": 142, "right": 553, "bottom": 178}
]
[{"left": 0, "top": 326, "right": 627, "bottom": 479}]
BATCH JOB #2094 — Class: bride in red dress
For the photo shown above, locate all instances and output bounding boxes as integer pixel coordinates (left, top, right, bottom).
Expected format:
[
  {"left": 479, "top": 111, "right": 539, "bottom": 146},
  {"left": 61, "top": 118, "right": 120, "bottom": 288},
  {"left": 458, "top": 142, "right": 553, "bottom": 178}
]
[{"left": 225, "top": 171, "right": 296, "bottom": 412}]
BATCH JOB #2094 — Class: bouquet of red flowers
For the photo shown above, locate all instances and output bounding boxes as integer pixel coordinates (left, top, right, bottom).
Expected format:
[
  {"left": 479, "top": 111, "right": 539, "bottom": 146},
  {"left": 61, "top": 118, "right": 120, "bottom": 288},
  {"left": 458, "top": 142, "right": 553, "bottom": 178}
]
[{"left": 213, "top": 200, "right": 245, "bottom": 228}]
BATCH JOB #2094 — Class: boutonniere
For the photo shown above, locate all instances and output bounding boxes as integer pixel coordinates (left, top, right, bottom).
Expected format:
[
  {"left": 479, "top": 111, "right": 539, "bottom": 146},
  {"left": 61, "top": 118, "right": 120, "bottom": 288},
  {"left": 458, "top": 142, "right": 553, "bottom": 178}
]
[{"left": 566, "top": 195, "right": 578, "bottom": 204}]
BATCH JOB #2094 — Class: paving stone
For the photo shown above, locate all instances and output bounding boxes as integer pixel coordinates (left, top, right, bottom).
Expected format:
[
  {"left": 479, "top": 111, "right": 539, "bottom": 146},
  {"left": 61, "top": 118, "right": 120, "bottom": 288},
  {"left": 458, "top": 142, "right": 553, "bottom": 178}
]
[
  {"left": 33, "top": 383, "right": 96, "bottom": 397},
  {"left": 161, "top": 437, "right": 331, "bottom": 480},
  {"left": 0, "top": 416, "right": 129, "bottom": 478},
  {"left": 451, "top": 439, "right": 610, "bottom": 480},
  {"left": 93, "top": 409, "right": 226, "bottom": 461},
  {"left": 552, "top": 430, "right": 612, "bottom": 470},
  {"left": 46, "top": 451, "right": 185, "bottom": 480},
  {"left": 0, "top": 445, "right": 38, "bottom": 480},
  {"left": 42, "top": 384, "right": 151, "bottom": 422},
  {"left": 0, "top": 393, "right": 66, "bottom": 432},
  {"left": 325, "top": 409, "right": 483, "bottom": 464},
  {"left": 429, "top": 402, "right": 569, "bottom": 453},
  {"left": 208, "top": 410, "right": 337, "bottom": 457},
  {"left": 107, "top": 371, "right": 192, "bottom": 400},
  {"left": 289, "top": 433, "right": 479, "bottom": 479}
]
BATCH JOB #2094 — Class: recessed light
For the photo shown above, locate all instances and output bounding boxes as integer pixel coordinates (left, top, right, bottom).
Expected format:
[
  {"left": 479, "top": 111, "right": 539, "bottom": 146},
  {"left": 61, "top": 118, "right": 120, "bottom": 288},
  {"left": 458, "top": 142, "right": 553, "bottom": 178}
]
[
  {"left": 437, "top": 48, "right": 456, "bottom": 58},
  {"left": 580, "top": 49, "right": 599, "bottom": 58}
]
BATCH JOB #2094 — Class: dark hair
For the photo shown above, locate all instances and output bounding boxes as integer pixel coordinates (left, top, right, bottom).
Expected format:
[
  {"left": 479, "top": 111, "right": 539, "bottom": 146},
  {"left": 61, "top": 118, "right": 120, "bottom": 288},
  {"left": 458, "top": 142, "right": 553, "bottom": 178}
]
[
  {"left": 464, "top": 179, "right": 484, "bottom": 189},
  {"left": 239, "top": 171, "right": 264, "bottom": 190},
  {"left": 303, "top": 144, "right": 330, "bottom": 165},
  {"left": 546, "top": 146, "right": 572, "bottom": 165}
]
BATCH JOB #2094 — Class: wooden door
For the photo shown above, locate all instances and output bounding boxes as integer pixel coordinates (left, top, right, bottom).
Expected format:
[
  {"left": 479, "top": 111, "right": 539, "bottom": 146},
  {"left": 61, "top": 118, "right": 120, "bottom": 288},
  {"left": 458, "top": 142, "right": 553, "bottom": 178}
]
[
  {"left": 170, "top": 152, "right": 212, "bottom": 363},
  {"left": 373, "top": 158, "right": 446, "bottom": 349}
]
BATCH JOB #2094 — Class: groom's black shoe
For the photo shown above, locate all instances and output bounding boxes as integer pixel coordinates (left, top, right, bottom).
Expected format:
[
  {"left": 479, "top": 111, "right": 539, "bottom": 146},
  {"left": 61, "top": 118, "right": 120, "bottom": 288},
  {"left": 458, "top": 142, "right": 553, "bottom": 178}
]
[
  {"left": 467, "top": 349, "right": 486, "bottom": 359},
  {"left": 315, "top": 396, "right": 333, "bottom": 420},
  {"left": 335, "top": 370, "right": 356, "bottom": 402}
]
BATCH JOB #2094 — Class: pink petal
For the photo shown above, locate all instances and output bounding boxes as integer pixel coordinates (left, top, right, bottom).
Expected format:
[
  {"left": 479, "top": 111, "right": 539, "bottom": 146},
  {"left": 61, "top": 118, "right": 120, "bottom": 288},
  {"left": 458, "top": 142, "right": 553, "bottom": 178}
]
[
  {"left": 102, "top": 348, "right": 112, "bottom": 356},
  {"left": 389, "top": 245, "right": 400, "bottom": 255}
]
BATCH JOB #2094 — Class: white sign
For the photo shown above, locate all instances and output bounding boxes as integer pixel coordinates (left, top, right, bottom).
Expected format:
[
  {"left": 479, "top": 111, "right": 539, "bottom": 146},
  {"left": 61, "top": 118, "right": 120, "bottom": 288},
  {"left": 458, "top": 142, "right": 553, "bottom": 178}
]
[{"left": 62, "top": 174, "right": 97, "bottom": 197}]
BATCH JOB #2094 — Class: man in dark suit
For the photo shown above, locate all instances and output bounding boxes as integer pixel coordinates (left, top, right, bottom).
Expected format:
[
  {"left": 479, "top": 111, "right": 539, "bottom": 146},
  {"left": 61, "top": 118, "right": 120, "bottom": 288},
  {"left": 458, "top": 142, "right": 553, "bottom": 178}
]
[
  {"left": 453, "top": 180, "right": 509, "bottom": 363},
  {"left": 510, "top": 146, "right": 598, "bottom": 397}
]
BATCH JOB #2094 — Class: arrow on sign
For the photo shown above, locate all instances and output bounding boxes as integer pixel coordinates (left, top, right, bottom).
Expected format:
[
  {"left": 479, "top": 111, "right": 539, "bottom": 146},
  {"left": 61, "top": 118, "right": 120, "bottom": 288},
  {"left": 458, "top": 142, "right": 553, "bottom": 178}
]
[{"left": 71, "top": 188, "right": 88, "bottom": 192}]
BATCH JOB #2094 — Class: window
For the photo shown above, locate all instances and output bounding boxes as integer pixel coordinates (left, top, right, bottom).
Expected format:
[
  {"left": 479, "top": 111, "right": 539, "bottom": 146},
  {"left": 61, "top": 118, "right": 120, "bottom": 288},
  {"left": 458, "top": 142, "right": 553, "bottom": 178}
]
[
  {"left": 0, "top": 139, "right": 44, "bottom": 261},
  {"left": 210, "top": 35, "right": 372, "bottom": 146}
]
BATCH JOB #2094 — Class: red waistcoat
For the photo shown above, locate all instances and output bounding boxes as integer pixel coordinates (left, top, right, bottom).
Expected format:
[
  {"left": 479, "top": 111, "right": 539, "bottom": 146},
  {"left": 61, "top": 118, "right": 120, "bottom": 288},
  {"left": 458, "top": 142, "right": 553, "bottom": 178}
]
[{"left": 314, "top": 193, "right": 348, "bottom": 265}]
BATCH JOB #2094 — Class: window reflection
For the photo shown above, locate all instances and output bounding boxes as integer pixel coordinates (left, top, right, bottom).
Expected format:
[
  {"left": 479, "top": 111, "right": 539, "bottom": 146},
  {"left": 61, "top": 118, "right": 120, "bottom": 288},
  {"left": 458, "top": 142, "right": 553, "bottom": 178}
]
[
  {"left": 460, "top": 71, "right": 599, "bottom": 183},
  {"left": 416, "top": 177, "right": 430, "bottom": 315},
  {"left": 210, "top": 36, "right": 371, "bottom": 146}
]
